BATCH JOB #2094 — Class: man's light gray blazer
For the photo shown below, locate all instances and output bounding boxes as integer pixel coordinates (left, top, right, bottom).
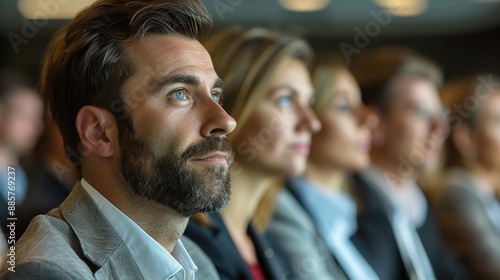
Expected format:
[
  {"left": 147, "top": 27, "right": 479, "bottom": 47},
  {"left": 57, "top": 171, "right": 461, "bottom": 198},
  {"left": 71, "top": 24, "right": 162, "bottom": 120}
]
[{"left": 0, "top": 182, "right": 220, "bottom": 280}]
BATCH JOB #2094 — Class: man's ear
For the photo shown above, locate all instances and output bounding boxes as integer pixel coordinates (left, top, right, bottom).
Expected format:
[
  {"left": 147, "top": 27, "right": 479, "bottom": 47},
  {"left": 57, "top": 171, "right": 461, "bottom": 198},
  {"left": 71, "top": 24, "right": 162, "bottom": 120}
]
[
  {"left": 368, "top": 106, "right": 385, "bottom": 148},
  {"left": 75, "top": 106, "right": 116, "bottom": 158}
]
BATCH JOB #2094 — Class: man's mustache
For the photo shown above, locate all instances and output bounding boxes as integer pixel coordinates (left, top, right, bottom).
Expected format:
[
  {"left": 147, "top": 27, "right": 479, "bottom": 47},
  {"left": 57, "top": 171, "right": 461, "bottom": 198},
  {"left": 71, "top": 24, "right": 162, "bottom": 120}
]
[{"left": 182, "top": 137, "right": 235, "bottom": 166}]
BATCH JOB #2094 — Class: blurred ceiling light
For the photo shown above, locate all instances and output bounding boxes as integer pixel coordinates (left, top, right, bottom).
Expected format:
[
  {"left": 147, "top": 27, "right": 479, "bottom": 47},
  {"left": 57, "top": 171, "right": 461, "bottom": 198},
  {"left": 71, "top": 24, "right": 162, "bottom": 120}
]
[
  {"left": 278, "top": 0, "right": 331, "bottom": 12},
  {"left": 18, "top": 0, "right": 96, "bottom": 19},
  {"left": 374, "top": 0, "right": 428, "bottom": 17}
]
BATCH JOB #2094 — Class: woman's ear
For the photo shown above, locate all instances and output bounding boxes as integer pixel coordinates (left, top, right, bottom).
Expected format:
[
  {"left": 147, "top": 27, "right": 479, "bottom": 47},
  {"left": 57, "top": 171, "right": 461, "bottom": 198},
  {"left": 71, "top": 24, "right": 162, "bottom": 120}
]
[
  {"left": 75, "top": 106, "right": 116, "bottom": 158},
  {"left": 452, "top": 124, "right": 476, "bottom": 162}
]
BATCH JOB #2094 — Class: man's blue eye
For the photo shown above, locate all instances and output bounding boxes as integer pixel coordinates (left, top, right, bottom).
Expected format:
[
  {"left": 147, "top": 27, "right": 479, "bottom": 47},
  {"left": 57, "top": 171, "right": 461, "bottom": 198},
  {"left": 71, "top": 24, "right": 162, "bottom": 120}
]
[
  {"left": 278, "top": 96, "right": 293, "bottom": 107},
  {"left": 211, "top": 93, "right": 221, "bottom": 103},
  {"left": 172, "top": 90, "right": 187, "bottom": 100}
]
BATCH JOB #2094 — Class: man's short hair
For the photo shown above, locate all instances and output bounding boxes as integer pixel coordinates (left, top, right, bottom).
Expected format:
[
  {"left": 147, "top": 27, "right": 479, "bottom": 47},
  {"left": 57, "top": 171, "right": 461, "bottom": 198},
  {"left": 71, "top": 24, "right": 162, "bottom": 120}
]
[
  {"left": 350, "top": 47, "right": 443, "bottom": 113},
  {"left": 39, "top": 0, "right": 212, "bottom": 165}
]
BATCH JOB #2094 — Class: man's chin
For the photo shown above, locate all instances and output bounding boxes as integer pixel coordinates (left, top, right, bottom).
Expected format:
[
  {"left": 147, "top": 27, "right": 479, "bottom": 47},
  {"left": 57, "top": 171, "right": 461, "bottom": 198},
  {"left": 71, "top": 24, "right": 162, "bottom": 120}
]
[{"left": 174, "top": 199, "right": 230, "bottom": 217}]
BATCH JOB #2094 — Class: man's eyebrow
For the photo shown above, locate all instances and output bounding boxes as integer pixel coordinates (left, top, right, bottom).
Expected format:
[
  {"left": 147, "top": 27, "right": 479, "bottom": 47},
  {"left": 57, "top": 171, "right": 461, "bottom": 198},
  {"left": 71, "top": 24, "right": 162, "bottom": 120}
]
[
  {"left": 213, "top": 78, "right": 224, "bottom": 91},
  {"left": 153, "top": 74, "right": 224, "bottom": 94},
  {"left": 154, "top": 74, "right": 202, "bottom": 94}
]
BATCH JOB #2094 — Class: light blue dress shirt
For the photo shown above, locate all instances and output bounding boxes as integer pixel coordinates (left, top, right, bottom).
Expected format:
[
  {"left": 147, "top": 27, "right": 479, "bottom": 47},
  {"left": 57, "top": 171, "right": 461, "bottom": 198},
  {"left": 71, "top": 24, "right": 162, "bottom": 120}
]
[
  {"left": 1, "top": 164, "right": 28, "bottom": 204},
  {"left": 289, "top": 177, "right": 380, "bottom": 280},
  {"left": 81, "top": 178, "right": 197, "bottom": 280}
]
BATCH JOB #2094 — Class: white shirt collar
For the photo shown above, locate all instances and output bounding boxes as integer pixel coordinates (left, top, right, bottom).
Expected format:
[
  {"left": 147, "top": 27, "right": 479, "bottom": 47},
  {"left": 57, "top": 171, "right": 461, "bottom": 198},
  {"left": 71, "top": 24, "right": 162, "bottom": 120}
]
[{"left": 81, "top": 178, "right": 197, "bottom": 280}]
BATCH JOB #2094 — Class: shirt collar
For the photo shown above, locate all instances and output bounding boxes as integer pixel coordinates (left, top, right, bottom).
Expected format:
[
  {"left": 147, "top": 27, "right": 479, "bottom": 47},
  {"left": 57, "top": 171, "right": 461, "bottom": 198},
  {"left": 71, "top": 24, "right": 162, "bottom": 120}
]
[
  {"left": 446, "top": 168, "right": 495, "bottom": 197},
  {"left": 81, "top": 178, "right": 197, "bottom": 280},
  {"left": 445, "top": 168, "right": 500, "bottom": 233},
  {"left": 288, "top": 177, "right": 358, "bottom": 240},
  {"left": 360, "top": 166, "right": 428, "bottom": 228}
]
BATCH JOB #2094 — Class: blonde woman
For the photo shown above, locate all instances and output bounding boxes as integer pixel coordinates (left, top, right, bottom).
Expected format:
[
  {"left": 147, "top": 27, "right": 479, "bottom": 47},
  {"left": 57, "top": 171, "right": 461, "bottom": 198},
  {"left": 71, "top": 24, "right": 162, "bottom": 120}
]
[
  {"left": 184, "top": 27, "right": 321, "bottom": 280},
  {"left": 266, "top": 54, "right": 403, "bottom": 280},
  {"left": 435, "top": 73, "right": 500, "bottom": 280}
]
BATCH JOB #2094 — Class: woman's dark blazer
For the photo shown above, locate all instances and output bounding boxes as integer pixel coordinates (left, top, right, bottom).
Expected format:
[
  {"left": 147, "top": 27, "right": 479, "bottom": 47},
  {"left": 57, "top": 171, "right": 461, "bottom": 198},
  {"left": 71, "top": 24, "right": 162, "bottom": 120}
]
[{"left": 184, "top": 212, "right": 291, "bottom": 280}]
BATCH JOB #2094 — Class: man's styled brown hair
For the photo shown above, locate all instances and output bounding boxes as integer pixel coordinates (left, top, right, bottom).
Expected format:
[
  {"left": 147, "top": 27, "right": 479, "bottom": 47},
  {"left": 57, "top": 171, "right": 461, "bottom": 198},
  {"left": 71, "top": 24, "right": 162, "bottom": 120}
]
[
  {"left": 350, "top": 47, "right": 443, "bottom": 114},
  {"left": 39, "top": 0, "right": 212, "bottom": 165}
]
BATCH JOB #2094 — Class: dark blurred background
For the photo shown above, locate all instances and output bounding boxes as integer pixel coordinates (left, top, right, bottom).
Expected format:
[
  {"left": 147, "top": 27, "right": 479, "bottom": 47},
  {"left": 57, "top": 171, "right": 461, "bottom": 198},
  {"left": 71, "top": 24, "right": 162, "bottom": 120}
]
[{"left": 1, "top": 0, "right": 500, "bottom": 81}]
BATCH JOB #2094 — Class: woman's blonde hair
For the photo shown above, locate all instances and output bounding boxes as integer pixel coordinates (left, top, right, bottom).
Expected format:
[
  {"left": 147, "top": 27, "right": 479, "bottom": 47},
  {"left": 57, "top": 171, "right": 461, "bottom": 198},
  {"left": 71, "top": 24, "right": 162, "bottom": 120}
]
[
  {"left": 310, "top": 53, "right": 350, "bottom": 117},
  {"left": 193, "top": 27, "right": 313, "bottom": 230},
  {"left": 309, "top": 54, "right": 359, "bottom": 194}
]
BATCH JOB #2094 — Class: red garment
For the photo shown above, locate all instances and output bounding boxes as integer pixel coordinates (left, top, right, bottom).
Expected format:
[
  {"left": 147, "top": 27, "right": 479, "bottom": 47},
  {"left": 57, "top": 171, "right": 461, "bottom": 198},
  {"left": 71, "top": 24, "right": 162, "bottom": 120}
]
[{"left": 246, "top": 262, "right": 265, "bottom": 280}]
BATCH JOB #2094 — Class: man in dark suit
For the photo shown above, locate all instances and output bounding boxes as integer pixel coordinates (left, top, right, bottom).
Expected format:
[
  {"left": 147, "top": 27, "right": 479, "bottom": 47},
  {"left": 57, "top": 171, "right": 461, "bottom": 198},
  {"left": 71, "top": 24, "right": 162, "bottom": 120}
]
[
  {"left": 0, "top": 0, "right": 236, "bottom": 279},
  {"left": 350, "top": 47, "right": 468, "bottom": 280}
]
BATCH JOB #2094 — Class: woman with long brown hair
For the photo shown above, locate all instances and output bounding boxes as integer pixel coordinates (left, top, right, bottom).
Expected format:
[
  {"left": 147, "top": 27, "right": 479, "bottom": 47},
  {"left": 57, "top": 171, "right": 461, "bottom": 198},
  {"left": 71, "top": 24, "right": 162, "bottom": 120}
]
[{"left": 266, "top": 54, "right": 395, "bottom": 280}]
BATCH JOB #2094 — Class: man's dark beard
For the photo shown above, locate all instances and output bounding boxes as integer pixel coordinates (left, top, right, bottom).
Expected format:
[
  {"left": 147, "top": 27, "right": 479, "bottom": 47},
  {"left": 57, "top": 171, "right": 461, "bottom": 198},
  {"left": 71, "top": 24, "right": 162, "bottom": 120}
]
[{"left": 117, "top": 116, "right": 234, "bottom": 217}]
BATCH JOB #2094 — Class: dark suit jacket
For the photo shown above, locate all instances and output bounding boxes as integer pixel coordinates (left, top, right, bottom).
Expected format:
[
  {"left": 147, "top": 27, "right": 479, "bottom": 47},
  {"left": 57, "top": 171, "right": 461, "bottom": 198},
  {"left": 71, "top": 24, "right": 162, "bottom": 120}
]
[
  {"left": 353, "top": 173, "right": 468, "bottom": 280},
  {"left": 435, "top": 170, "right": 500, "bottom": 280},
  {"left": 185, "top": 213, "right": 291, "bottom": 280},
  {"left": 0, "top": 182, "right": 219, "bottom": 280}
]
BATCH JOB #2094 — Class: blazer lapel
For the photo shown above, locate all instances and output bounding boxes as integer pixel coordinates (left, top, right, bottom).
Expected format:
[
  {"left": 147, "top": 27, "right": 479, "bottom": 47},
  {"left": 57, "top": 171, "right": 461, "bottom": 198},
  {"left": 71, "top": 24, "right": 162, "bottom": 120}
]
[
  {"left": 59, "top": 182, "right": 143, "bottom": 279},
  {"left": 208, "top": 213, "right": 253, "bottom": 279}
]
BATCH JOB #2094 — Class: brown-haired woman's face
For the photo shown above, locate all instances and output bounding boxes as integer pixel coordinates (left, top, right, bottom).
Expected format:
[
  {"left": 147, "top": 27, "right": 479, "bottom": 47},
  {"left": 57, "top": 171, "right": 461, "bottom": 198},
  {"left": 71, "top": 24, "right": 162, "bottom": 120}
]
[
  {"left": 474, "top": 92, "right": 500, "bottom": 172},
  {"left": 233, "top": 58, "right": 321, "bottom": 176},
  {"left": 309, "top": 70, "right": 376, "bottom": 171}
]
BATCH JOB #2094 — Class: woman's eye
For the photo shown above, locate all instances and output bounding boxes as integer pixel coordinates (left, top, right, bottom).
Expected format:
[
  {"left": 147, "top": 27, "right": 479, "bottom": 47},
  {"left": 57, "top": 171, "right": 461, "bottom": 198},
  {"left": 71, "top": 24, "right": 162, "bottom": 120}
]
[
  {"left": 336, "top": 103, "right": 352, "bottom": 113},
  {"left": 411, "top": 106, "right": 431, "bottom": 120},
  {"left": 172, "top": 89, "right": 187, "bottom": 100},
  {"left": 277, "top": 96, "right": 293, "bottom": 107},
  {"left": 491, "top": 116, "right": 500, "bottom": 125}
]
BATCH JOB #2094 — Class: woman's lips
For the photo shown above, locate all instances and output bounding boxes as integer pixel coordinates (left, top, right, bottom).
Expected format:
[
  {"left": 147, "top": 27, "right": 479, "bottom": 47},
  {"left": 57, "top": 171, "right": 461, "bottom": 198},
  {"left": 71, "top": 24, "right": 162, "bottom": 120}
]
[
  {"left": 290, "top": 143, "right": 310, "bottom": 154},
  {"left": 358, "top": 140, "right": 371, "bottom": 151}
]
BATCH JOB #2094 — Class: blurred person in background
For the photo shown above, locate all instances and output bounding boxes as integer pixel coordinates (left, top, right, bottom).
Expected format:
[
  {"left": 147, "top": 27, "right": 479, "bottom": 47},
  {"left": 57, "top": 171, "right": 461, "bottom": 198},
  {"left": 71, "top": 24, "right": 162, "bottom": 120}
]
[
  {"left": 0, "top": 70, "right": 44, "bottom": 237},
  {"left": 16, "top": 110, "right": 80, "bottom": 238},
  {"left": 350, "top": 47, "right": 467, "bottom": 280},
  {"left": 435, "top": 73, "right": 500, "bottom": 280},
  {"left": 267, "top": 54, "right": 404, "bottom": 280},
  {"left": 185, "top": 26, "right": 321, "bottom": 280}
]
